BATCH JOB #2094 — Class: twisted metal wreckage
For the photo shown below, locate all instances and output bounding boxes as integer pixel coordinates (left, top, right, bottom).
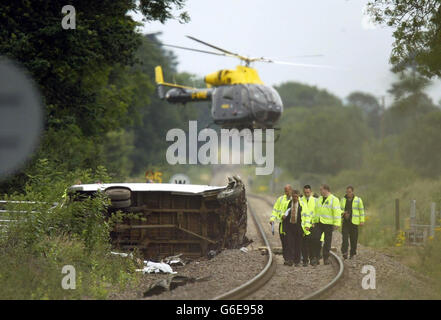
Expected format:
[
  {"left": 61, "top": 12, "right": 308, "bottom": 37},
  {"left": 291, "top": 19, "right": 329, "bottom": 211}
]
[{"left": 68, "top": 176, "right": 249, "bottom": 259}]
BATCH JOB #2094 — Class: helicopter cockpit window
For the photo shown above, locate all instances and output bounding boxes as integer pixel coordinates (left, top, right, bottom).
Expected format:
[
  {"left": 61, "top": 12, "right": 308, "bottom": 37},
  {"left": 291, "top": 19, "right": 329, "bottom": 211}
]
[
  {"left": 250, "top": 85, "right": 267, "bottom": 104},
  {"left": 268, "top": 87, "right": 283, "bottom": 107},
  {"left": 221, "top": 86, "right": 235, "bottom": 100}
]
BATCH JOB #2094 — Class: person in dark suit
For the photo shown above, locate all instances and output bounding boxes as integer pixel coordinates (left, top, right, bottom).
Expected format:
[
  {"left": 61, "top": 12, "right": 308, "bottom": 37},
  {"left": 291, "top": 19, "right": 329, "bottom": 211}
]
[{"left": 282, "top": 189, "right": 305, "bottom": 267}]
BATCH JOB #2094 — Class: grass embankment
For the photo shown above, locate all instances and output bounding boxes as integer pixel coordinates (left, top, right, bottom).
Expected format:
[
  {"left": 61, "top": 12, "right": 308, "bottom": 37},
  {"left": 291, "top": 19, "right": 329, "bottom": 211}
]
[
  {"left": 0, "top": 161, "right": 215, "bottom": 299},
  {"left": 0, "top": 160, "right": 142, "bottom": 299}
]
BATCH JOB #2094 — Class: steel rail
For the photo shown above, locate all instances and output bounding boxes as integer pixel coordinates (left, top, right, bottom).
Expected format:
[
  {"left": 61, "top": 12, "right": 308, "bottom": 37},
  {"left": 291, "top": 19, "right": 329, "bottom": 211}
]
[
  {"left": 218, "top": 192, "right": 344, "bottom": 300},
  {"left": 300, "top": 250, "right": 344, "bottom": 300},
  {"left": 213, "top": 198, "right": 276, "bottom": 300}
]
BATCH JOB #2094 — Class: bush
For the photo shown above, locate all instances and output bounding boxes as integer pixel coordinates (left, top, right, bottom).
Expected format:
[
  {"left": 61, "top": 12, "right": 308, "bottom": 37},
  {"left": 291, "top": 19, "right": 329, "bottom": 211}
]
[
  {"left": 0, "top": 159, "right": 140, "bottom": 299},
  {"left": 415, "top": 230, "right": 441, "bottom": 287},
  {"left": 398, "top": 111, "right": 441, "bottom": 178}
]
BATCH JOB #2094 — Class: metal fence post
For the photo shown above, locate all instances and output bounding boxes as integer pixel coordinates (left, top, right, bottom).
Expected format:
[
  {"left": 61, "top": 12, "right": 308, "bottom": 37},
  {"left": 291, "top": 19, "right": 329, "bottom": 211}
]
[
  {"left": 430, "top": 202, "right": 436, "bottom": 238},
  {"left": 410, "top": 200, "right": 416, "bottom": 229},
  {"left": 395, "top": 199, "right": 400, "bottom": 233}
]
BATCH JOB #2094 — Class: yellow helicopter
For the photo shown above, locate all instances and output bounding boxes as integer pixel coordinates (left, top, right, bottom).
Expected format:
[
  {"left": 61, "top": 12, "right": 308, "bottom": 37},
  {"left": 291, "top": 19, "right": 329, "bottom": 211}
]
[{"left": 155, "top": 36, "right": 330, "bottom": 130}]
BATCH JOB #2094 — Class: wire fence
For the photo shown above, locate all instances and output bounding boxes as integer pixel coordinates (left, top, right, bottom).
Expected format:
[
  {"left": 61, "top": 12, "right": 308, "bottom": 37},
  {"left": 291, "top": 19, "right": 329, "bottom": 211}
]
[{"left": 395, "top": 199, "right": 441, "bottom": 245}]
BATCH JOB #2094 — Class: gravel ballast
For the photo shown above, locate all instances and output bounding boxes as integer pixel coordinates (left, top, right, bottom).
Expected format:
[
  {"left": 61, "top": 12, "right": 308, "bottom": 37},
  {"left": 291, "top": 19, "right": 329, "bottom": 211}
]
[{"left": 111, "top": 167, "right": 441, "bottom": 300}]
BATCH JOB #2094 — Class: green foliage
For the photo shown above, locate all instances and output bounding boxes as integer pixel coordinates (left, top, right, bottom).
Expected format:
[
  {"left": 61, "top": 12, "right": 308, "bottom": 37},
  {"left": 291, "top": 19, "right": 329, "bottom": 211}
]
[
  {"left": 128, "top": 35, "right": 201, "bottom": 175},
  {"left": 2, "top": 159, "right": 113, "bottom": 249},
  {"left": 274, "top": 73, "right": 441, "bottom": 287},
  {"left": 388, "top": 72, "right": 432, "bottom": 100},
  {"left": 353, "top": 179, "right": 441, "bottom": 249},
  {"left": 417, "top": 231, "right": 441, "bottom": 283},
  {"left": 138, "top": 0, "right": 189, "bottom": 23},
  {"left": 383, "top": 72, "right": 437, "bottom": 136},
  {"left": 276, "top": 105, "right": 371, "bottom": 176},
  {"left": 0, "top": 236, "right": 139, "bottom": 299},
  {"left": 275, "top": 81, "right": 342, "bottom": 109},
  {"left": 346, "top": 91, "right": 383, "bottom": 137},
  {"left": 102, "top": 130, "right": 135, "bottom": 180},
  {"left": 367, "top": 0, "right": 441, "bottom": 77},
  {"left": 398, "top": 110, "right": 441, "bottom": 178},
  {"left": 329, "top": 137, "right": 441, "bottom": 249},
  {"left": 0, "top": 160, "right": 140, "bottom": 299},
  {"left": 0, "top": 1, "right": 190, "bottom": 190},
  {"left": 0, "top": 1, "right": 142, "bottom": 134}
]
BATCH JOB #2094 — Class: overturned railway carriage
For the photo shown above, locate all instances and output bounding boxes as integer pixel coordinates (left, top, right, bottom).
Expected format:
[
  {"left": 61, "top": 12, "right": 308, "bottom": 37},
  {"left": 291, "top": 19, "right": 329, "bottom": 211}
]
[{"left": 68, "top": 178, "right": 247, "bottom": 259}]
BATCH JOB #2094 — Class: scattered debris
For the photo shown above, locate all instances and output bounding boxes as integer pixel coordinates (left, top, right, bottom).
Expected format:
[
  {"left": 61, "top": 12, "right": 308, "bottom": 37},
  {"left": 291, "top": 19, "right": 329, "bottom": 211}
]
[
  {"left": 258, "top": 247, "right": 270, "bottom": 255},
  {"left": 143, "top": 275, "right": 211, "bottom": 297},
  {"left": 207, "top": 250, "right": 217, "bottom": 260},
  {"left": 136, "top": 261, "right": 177, "bottom": 274},
  {"left": 271, "top": 247, "right": 283, "bottom": 255},
  {"left": 240, "top": 247, "right": 249, "bottom": 253},
  {"left": 241, "top": 238, "right": 254, "bottom": 247},
  {"left": 162, "top": 253, "right": 186, "bottom": 266},
  {"left": 110, "top": 251, "right": 133, "bottom": 258}
]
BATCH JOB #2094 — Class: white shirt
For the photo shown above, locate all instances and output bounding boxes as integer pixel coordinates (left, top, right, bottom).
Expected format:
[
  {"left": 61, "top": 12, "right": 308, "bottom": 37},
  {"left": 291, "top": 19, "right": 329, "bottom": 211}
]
[{"left": 284, "top": 201, "right": 299, "bottom": 217}]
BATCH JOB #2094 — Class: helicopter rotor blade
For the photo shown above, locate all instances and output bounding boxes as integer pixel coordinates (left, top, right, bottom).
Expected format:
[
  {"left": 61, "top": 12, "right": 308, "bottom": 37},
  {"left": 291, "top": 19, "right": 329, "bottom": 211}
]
[
  {"left": 186, "top": 35, "right": 250, "bottom": 62},
  {"left": 272, "top": 60, "right": 337, "bottom": 69},
  {"left": 255, "top": 57, "right": 338, "bottom": 69},
  {"left": 168, "top": 36, "right": 338, "bottom": 69},
  {"left": 162, "top": 43, "right": 232, "bottom": 58},
  {"left": 277, "top": 54, "right": 324, "bottom": 59}
]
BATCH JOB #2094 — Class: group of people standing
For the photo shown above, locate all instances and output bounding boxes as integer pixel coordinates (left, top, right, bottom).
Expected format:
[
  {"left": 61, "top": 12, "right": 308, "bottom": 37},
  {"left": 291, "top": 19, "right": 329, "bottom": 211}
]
[{"left": 269, "top": 184, "right": 365, "bottom": 266}]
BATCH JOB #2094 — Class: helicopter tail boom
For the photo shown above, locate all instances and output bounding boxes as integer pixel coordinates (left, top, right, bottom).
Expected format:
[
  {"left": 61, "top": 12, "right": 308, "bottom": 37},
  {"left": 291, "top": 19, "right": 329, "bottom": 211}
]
[
  {"left": 155, "top": 65, "right": 213, "bottom": 104},
  {"left": 155, "top": 66, "right": 196, "bottom": 89}
]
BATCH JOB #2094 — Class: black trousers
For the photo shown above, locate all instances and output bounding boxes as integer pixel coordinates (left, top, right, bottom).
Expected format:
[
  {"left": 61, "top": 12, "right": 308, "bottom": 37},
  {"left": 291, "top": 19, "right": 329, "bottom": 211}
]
[
  {"left": 302, "top": 233, "right": 312, "bottom": 264},
  {"left": 284, "top": 222, "right": 303, "bottom": 264},
  {"left": 341, "top": 220, "right": 358, "bottom": 256},
  {"left": 311, "top": 222, "right": 333, "bottom": 261},
  {"left": 279, "top": 224, "right": 289, "bottom": 261}
]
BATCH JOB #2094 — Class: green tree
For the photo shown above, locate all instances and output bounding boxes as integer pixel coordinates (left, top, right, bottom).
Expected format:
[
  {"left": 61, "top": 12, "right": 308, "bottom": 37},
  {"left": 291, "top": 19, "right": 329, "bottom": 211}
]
[
  {"left": 383, "top": 71, "right": 437, "bottom": 136},
  {"left": 102, "top": 130, "right": 135, "bottom": 180},
  {"left": 398, "top": 110, "right": 441, "bottom": 177},
  {"left": 127, "top": 34, "right": 200, "bottom": 175},
  {"left": 346, "top": 91, "right": 383, "bottom": 137},
  {"left": 367, "top": 0, "right": 441, "bottom": 77},
  {"left": 138, "top": 0, "right": 189, "bottom": 23},
  {"left": 0, "top": 1, "right": 189, "bottom": 190},
  {"left": 276, "top": 106, "right": 371, "bottom": 176},
  {"left": 274, "top": 81, "right": 342, "bottom": 109},
  {"left": 0, "top": 2, "right": 142, "bottom": 135}
]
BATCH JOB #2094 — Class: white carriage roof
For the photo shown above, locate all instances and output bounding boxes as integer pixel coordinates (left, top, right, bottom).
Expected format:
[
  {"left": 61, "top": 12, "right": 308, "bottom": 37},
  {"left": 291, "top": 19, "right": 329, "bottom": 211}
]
[{"left": 68, "top": 183, "right": 226, "bottom": 194}]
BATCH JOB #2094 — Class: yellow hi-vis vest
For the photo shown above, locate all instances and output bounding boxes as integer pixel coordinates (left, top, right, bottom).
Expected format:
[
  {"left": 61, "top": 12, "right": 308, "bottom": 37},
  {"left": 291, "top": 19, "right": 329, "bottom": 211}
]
[
  {"left": 340, "top": 196, "right": 365, "bottom": 225},
  {"left": 270, "top": 194, "right": 291, "bottom": 235},
  {"left": 301, "top": 196, "right": 316, "bottom": 216},
  {"left": 299, "top": 198, "right": 313, "bottom": 236},
  {"left": 313, "top": 194, "right": 342, "bottom": 227},
  {"left": 308, "top": 197, "right": 324, "bottom": 241}
]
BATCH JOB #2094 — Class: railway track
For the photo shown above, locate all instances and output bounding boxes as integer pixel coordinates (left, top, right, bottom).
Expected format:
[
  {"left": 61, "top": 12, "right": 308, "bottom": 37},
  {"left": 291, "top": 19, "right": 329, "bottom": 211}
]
[{"left": 214, "top": 193, "right": 344, "bottom": 300}]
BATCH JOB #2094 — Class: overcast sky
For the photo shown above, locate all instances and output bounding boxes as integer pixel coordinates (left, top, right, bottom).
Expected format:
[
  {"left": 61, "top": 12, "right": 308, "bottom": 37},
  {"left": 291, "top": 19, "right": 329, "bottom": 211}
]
[{"left": 132, "top": 0, "right": 441, "bottom": 107}]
